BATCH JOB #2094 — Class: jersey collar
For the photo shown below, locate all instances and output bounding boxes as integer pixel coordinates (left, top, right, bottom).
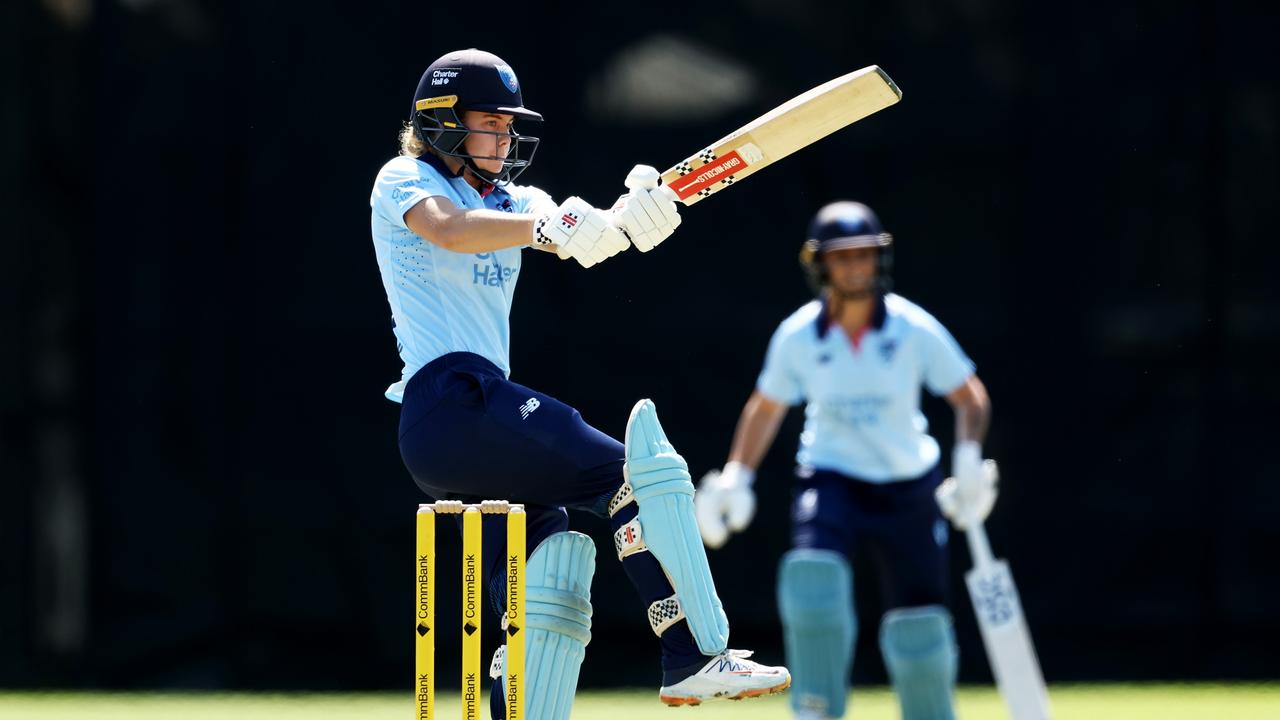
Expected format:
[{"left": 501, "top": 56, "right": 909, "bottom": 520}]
[{"left": 418, "top": 151, "right": 459, "bottom": 178}]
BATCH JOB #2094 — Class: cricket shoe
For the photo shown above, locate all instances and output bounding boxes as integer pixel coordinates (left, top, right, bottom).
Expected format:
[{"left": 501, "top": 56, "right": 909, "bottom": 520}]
[{"left": 659, "top": 649, "right": 791, "bottom": 706}]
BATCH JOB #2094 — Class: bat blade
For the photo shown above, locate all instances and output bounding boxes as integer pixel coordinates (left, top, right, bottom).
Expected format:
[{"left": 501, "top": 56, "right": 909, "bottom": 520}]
[
  {"left": 660, "top": 65, "right": 901, "bottom": 205},
  {"left": 966, "top": 559, "right": 1052, "bottom": 720}
]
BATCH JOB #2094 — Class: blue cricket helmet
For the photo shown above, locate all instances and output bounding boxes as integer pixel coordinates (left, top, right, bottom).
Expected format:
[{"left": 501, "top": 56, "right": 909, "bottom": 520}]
[
  {"left": 410, "top": 49, "right": 541, "bottom": 184},
  {"left": 799, "top": 201, "right": 894, "bottom": 294}
]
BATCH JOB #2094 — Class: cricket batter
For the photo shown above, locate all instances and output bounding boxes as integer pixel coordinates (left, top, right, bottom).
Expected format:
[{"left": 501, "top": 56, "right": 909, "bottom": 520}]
[
  {"left": 368, "top": 49, "right": 790, "bottom": 719},
  {"left": 695, "top": 201, "right": 998, "bottom": 720}
]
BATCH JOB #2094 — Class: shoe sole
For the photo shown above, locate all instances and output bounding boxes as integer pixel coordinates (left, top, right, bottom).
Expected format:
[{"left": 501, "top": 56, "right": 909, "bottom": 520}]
[{"left": 659, "top": 676, "right": 792, "bottom": 707}]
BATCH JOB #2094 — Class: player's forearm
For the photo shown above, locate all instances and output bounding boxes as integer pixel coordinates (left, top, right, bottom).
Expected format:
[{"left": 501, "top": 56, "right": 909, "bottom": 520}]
[
  {"left": 727, "top": 392, "right": 787, "bottom": 470},
  {"left": 946, "top": 375, "right": 991, "bottom": 445},
  {"left": 954, "top": 402, "right": 989, "bottom": 445},
  {"left": 431, "top": 210, "right": 538, "bottom": 254},
  {"left": 954, "top": 388, "right": 990, "bottom": 445}
]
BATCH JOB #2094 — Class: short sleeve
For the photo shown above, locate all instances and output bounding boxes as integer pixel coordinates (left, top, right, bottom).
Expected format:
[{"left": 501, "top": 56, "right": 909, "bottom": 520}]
[
  {"left": 919, "top": 316, "right": 975, "bottom": 396},
  {"left": 370, "top": 156, "right": 451, "bottom": 230},
  {"left": 756, "top": 323, "right": 804, "bottom": 406},
  {"left": 509, "top": 183, "right": 556, "bottom": 217}
]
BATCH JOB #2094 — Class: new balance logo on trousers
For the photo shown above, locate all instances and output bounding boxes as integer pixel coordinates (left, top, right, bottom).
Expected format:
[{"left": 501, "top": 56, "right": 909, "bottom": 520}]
[{"left": 519, "top": 398, "right": 541, "bottom": 419}]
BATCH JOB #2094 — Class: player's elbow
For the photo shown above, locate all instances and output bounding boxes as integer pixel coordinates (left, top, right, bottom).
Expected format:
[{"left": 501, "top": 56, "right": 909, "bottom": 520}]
[
  {"left": 960, "top": 383, "right": 992, "bottom": 429},
  {"left": 969, "top": 376, "right": 991, "bottom": 415},
  {"left": 405, "top": 199, "right": 466, "bottom": 251},
  {"left": 747, "top": 390, "right": 788, "bottom": 421},
  {"left": 420, "top": 217, "right": 469, "bottom": 252},
  {"left": 429, "top": 226, "right": 462, "bottom": 251},
  {"left": 957, "top": 391, "right": 990, "bottom": 422}
]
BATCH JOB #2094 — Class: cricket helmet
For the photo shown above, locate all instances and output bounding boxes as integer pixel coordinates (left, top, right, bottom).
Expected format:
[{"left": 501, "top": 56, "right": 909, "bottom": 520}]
[
  {"left": 410, "top": 49, "right": 541, "bottom": 184},
  {"left": 798, "top": 200, "right": 894, "bottom": 294}
]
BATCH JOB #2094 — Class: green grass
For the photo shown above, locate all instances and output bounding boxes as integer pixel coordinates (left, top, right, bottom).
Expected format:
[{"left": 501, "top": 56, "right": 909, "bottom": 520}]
[{"left": 1, "top": 684, "right": 1277, "bottom": 719}]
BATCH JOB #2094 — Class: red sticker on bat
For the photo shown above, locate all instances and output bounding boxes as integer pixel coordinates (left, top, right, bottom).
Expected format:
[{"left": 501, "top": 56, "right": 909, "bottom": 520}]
[{"left": 667, "top": 150, "right": 748, "bottom": 200}]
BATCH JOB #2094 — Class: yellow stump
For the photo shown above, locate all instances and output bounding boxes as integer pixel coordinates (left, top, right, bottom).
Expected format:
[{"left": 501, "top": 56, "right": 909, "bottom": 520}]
[
  {"left": 415, "top": 506, "right": 435, "bottom": 720},
  {"left": 461, "top": 507, "right": 482, "bottom": 720},
  {"left": 506, "top": 507, "right": 526, "bottom": 720}
]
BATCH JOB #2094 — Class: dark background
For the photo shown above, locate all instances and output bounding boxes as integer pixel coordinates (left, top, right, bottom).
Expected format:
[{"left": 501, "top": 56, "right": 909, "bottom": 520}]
[{"left": 4, "top": 0, "right": 1278, "bottom": 692}]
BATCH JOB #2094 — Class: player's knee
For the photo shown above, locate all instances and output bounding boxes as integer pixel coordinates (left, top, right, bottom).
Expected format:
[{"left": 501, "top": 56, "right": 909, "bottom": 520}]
[
  {"left": 520, "top": 531, "right": 596, "bottom": 720},
  {"left": 879, "top": 605, "right": 957, "bottom": 720},
  {"left": 879, "top": 605, "right": 957, "bottom": 678},
  {"left": 526, "top": 531, "right": 595, "bottom": 644},
  {"left": 778, "top": 549, "right": 855, "bottom": 627}
]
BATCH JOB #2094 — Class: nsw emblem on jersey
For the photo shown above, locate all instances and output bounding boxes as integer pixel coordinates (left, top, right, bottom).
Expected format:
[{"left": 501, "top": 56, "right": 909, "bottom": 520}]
[
  {"left": 496, "top": 63, "right": 519, "bottom": 93},
  {"left": 879, "top": 339, "right": 899, "bottom": 363}
]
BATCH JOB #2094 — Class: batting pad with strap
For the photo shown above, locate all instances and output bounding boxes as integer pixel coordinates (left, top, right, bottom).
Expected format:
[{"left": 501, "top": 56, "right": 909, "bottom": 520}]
[
  {"left": 623, "top": 398, "right": 729, "bottom": 655},
  {"left": 778, "top": 549, "right": 856, "bottom": 718},
  {"left": 612, "top": 517, "right": 647, "bottom": 559},
  {"left": 501, "top": 530, "right": 595, "bottom": 720},
  {"left": 647, "top": 594, "right": 686, "bottom": 636},
  {"left": 606, "top": 480, "right": 634, "bottom": 518},
  {"left": 879, "top": 605, "right": 958, "bottom": 720}
]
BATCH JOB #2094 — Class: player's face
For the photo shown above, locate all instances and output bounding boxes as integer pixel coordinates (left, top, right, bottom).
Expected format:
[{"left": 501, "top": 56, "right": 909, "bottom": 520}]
[
  {"left": 823, "top": 246, "right": 877, "bottom": 295},
  {"left": 461, "top": 111, "right": 515, "bottom": 174}
]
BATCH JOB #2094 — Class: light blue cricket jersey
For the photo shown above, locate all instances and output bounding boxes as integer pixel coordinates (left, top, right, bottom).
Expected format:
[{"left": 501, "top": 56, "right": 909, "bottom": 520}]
[
  {"left": 369, "top": 154, "right": 556, "bottom": 402},
  {"left": 757, "top": 294, "right": 975, "bottom": 482}
]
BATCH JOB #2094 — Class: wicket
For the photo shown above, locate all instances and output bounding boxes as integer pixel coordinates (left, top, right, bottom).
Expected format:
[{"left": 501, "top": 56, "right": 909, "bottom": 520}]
[{"left": 417, "top": 500, "right": 526, "bottom": 720}]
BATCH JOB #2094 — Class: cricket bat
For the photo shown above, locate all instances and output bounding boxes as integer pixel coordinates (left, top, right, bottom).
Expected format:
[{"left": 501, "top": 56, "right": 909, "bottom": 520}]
[
  {"left": 656, "top": 65, "right": 901, "bottom": 205},
  {"left": 965, "top": 521, "right": 1053, "bottom": 720}
]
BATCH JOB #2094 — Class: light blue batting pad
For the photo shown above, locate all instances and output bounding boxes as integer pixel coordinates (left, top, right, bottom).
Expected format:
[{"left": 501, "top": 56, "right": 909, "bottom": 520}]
[
  {"left": 515, "top": 531, "right": 596, "bottom": 720},
  {"left": 777, "top": 549, "right": 856, "bottom": 718},
  {"left": 624, "top": 399, "right": 729, "bottom": 654},
  {"left": 879, "top": 605, "right": 958, "bottom": 720}
]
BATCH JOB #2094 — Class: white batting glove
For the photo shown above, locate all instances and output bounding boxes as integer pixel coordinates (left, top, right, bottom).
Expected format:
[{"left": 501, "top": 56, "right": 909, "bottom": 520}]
[
  {"left": 531, "top": 196, "right": 630, "bottom": 268},
  {"left": 935, "top": 440, "right": 999, "bottom": 530},
  {"left": 694, "top": 461, "right": 756, "bottom": 549},
  {"left": 609, "top": 164, "right": 681, "bottom": 252}
]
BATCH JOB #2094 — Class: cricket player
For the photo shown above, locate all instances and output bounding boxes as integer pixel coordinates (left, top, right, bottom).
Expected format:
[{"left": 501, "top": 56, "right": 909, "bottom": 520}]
[
  {"left": 368, "top": 49, "right": 790, "bottom": 719},
  {"left": 694, "top": 201, "right": 998, "bottom": 720}
]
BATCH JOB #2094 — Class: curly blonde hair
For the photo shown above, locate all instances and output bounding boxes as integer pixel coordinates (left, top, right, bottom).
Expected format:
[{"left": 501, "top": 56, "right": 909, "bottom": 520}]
[{"left": 399, "top": 122, "right": 428, "bottom": 157}]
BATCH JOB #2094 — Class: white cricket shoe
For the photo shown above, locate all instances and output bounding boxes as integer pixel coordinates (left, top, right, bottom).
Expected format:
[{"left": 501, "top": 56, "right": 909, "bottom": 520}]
[{"left": 659, "top": 649, "right": 791, "bottom": 706}]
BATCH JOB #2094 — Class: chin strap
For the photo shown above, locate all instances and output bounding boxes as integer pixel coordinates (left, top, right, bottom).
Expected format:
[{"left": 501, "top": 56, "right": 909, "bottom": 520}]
[{"left": 461, "top": 159, "right": 500, "bottom": 193}]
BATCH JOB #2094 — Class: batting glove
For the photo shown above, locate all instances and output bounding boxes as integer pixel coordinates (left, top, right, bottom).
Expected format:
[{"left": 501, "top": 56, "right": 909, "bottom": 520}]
[
  {"left": 935, "top": 441, "right": 999, "bottom": 530},
  {"left": 532, "top": 196, "right": 630, "bottom": 268},
  {"left": 694, "top": 461, "right": 756, "bottom": 549},
  {"left": 610, "top": 164, "right": 681, "bottom": 252}
]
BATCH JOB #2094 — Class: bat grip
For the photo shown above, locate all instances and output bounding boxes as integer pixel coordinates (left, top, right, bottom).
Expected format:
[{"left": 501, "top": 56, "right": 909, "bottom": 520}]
[{"left": 965, "top": 523, "right": 997, "bottom": 569}]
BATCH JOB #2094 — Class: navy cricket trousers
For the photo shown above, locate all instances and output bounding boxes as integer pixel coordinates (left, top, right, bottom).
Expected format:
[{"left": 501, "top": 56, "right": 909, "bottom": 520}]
[
  {"left": 398, "top": 352, "right": 623, "bottom": 514},
  {"left": 791, "top": 465, "right": 951, "bottom": 610},
  {"left": 397, "top": 352, "right": 705, "bottom": 678}
]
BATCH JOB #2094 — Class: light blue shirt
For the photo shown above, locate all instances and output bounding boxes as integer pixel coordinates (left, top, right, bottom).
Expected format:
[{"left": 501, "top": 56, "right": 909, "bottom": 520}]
[
  {"left": 757, "top": 294, "right": 975, "bottom": 482},
  {"left": 369, "top": 155, "right": 556, "bottom": 402}
]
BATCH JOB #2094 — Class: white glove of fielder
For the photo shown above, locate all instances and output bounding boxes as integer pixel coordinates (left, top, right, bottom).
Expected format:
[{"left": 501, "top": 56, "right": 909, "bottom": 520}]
[
  {"left": 935, "top": 440, "right": 999, "bottom": 530},
  {"left": 610, "top": 164, "right": 681, "bottom": 252},
  {"left": 694, "top": 461, "right": 756, "bottom": 549},
  {"left": 532, "top": 196, "right": 630, "bottom": 268}
]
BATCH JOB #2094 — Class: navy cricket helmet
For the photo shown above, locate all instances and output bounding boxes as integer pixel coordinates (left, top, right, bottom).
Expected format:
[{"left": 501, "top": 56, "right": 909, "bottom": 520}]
[
  {"left": 410, "top": 49, "right": 541, "bottom": 184},
  {"left": 798, "top": 201, "right": 894, "bottom": 294}
]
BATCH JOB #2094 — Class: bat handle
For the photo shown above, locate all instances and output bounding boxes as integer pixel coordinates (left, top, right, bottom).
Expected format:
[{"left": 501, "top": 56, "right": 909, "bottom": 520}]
[
  {"left": 622, "top": 165, "right": 679, "bottom": 203},
  {"left": 965, "top": 523, "right": 997, "bottom": 569}
]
